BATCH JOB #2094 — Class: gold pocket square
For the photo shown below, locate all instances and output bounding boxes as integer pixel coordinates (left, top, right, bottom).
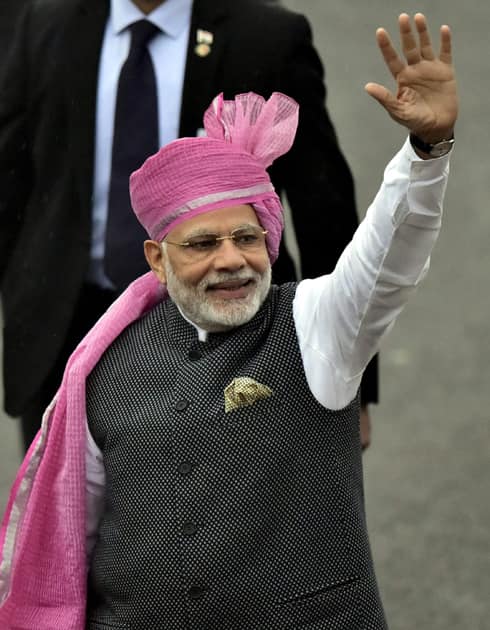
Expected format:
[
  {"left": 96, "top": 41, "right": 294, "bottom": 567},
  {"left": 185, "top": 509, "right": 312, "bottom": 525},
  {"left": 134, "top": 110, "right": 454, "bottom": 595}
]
[{"left": 224, "top": 377, "right": 273, "bottom": 413}]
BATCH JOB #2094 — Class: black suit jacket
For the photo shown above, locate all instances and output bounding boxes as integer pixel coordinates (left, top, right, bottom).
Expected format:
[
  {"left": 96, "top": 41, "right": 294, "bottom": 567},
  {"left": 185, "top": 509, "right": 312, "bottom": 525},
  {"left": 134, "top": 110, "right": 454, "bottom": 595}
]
[
  {"left": 0, "top": 0, "right": 28, "bottom": 49},
  {"left": 0, "top": 0, "right": 377, "bottom": 415}
]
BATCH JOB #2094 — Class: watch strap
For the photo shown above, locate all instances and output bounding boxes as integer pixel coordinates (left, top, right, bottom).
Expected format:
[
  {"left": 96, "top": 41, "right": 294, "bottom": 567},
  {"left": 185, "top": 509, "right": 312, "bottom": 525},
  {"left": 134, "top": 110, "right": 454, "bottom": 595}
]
[{"left": 410, "top": 132, "right": 455, "bottom": 155}]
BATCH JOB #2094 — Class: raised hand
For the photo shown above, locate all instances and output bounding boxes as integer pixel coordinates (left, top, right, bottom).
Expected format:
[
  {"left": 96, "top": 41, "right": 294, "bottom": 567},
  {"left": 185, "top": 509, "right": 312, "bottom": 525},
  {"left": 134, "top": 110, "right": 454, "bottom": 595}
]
[{"left": 365, "top": 13, "right": 458, "bottom": 144}]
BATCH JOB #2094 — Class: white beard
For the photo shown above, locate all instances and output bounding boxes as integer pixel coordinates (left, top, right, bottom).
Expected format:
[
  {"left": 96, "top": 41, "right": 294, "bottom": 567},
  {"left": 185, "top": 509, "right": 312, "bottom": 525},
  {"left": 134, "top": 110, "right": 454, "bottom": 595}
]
[{"left": 163, "top": 260, "right": 272, "bottom": 333}]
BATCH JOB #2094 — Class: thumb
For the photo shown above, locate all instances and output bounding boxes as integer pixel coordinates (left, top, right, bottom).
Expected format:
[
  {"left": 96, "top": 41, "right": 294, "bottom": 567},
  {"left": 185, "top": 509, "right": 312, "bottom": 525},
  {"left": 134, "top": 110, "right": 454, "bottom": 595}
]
[{"left": 364, "top": 82, "right": 397, "bottom": 110}]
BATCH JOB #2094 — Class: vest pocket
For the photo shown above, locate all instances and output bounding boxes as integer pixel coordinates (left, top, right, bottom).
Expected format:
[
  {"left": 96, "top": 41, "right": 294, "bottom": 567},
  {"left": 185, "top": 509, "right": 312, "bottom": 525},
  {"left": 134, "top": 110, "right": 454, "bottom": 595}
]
[
  {"left": 219, "top": 392, "right": 283, "bottom": 424},
  {"left": 276, "top": 575, "right": 360, "bottom": 604},
  {"left": 273, "top": 576, "right": 362, "bottom": 628}
]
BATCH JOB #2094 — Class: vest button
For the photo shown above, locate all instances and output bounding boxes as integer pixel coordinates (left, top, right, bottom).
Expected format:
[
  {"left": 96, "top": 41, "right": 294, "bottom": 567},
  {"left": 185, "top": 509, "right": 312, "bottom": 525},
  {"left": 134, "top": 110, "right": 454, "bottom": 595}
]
[
  {"left": 175, "top": 399, "right": 189, "bottom": 411},
  {"left": 188, "top": 584, "right": 207, "bottom": 600},
  {"left": 178, "top": 461, "right": 194, "bottom": 476},
  {"left": 188, "top": 347, "right": 202, "bottom": 360},
  {"left": 182, "top": 521, "right": 198, "bottom": 537}
]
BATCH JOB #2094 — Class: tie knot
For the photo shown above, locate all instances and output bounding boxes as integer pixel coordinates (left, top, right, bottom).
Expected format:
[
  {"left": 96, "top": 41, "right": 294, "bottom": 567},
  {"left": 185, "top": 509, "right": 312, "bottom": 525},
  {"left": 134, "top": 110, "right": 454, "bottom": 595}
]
[{"left": 129, "top": 19, "right": 161, "bottom": 49}]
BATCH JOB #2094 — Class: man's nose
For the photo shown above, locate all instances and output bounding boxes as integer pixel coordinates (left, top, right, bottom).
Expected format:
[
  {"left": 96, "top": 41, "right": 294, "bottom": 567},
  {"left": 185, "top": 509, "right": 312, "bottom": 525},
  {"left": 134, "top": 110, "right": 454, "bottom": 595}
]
[{"left": 212, "top": 237, "right": 246, "bottom": 270}]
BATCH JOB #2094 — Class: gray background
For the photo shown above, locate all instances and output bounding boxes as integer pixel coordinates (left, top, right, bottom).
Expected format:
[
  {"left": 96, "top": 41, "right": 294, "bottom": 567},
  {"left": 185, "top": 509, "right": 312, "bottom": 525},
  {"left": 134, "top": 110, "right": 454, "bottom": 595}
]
[{"left": 1, "top": 1, "right": 488, "bottom": 629}]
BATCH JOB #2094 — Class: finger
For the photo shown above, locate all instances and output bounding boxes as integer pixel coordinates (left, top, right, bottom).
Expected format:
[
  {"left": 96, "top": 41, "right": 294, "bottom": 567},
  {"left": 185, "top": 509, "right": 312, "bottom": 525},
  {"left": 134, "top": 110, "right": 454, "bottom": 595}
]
[
  {"left": 375, "top": 27, "right": 405, "bottom": 79},
  {"left": 414, "top": 13, "right": 435, "bottom": 60},
  {"left": 439, "top": 24, "right": 452, "bottom": 64},
  {"left": 398, "top": 13, "right": 421, "bottom": 65}
]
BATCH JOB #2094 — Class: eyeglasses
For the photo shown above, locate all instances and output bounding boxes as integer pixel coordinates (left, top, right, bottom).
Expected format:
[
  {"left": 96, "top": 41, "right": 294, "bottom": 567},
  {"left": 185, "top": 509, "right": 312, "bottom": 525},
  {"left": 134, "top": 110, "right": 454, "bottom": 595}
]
[{"left": 164, "top": 225, "right": 268, "bottom": 261}]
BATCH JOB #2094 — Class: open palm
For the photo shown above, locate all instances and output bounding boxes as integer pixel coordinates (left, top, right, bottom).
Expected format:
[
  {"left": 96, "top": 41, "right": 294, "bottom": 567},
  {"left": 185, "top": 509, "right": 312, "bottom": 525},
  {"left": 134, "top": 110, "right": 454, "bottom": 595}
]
[{"left": 366, "top": 13, "right": 458, "bottom": 143}]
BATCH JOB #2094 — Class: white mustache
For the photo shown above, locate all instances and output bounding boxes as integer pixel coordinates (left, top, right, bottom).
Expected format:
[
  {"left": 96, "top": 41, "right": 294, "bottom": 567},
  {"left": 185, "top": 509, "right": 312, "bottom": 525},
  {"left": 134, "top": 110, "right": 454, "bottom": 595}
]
[{"left": 202, "top": 270, "right": 259, "bottom": 290}]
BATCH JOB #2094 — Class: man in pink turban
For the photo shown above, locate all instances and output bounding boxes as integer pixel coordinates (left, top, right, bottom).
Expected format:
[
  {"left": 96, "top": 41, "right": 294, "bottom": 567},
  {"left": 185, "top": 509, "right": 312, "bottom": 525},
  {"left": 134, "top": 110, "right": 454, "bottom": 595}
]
[{"left": 0, "top": 14, "right": 457, "bottom": 630}]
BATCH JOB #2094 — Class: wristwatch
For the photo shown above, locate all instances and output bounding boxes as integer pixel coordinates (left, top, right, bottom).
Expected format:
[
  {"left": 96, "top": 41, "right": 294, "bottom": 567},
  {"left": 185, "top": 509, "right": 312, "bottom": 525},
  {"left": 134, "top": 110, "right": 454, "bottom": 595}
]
[{"left": 410, "top": 133, "right": 455, "bottom": 157}]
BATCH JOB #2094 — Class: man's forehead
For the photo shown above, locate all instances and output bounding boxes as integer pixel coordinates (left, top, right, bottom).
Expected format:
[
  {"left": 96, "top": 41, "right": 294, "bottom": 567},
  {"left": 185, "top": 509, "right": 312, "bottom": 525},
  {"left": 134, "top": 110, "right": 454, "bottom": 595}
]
[{"left": 169, "top": 204, "right": 260, "bottom": 238}]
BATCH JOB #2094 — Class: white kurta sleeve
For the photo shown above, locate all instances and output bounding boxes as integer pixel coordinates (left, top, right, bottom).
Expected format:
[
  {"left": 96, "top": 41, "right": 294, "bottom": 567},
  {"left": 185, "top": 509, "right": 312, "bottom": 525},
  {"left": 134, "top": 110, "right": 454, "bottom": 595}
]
[{"left": 293, "top": 137, "right": 451, "bottom": 409}]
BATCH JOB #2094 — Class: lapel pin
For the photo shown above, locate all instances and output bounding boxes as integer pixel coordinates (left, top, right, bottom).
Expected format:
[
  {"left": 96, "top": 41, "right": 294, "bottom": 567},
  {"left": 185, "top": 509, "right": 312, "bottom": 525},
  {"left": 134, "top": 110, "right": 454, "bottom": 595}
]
[
  {"left": 195, "top": 43, "right": 211, "bottom": 57},
  {"left": 197, "top": 29, "right": 214, "bottom": 45},
  {"left": 195, "top": 28, "right": 213, "bottom": 57}
]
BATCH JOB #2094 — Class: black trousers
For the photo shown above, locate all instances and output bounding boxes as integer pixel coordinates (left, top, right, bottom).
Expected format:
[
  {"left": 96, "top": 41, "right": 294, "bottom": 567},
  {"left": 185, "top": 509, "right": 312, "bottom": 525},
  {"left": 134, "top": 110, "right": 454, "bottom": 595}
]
[{"left": 20, "top": 284, "right": 116, "bottom": 452}]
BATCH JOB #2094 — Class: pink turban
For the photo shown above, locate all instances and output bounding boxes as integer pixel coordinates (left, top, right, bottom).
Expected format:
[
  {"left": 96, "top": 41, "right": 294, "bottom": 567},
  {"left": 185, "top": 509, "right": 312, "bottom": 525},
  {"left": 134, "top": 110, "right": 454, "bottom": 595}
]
[{"left": 129, "top": 92, "right": 299, "bottom": 263}]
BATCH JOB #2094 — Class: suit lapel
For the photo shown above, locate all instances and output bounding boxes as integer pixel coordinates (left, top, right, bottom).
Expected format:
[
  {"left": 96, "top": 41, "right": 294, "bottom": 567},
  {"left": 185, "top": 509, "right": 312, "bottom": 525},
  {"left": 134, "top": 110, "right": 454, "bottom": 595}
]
[
  {"left": 179, "top": 0, "right": 230, "bottom": 137},
  {"left": 64, "top": 0, "right": 109, "bottom": 211}
]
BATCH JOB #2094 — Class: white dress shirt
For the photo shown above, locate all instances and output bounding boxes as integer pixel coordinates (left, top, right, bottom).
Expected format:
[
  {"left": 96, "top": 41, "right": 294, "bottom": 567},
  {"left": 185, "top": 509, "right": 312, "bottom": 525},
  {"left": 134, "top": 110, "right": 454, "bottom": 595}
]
[
  {"left": 88, "top": 0, "right": 193, "bottom": 288},
  {"left": 85, "top": 138, "right": 451, "bottom": 552}
]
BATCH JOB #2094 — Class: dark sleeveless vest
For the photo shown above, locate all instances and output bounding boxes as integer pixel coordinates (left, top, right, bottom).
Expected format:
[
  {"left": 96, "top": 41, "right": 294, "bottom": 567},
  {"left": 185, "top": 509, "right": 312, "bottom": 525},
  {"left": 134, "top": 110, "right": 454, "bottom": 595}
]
[{"left": 86, "top": 283, "right": 387, "bottom": 630}]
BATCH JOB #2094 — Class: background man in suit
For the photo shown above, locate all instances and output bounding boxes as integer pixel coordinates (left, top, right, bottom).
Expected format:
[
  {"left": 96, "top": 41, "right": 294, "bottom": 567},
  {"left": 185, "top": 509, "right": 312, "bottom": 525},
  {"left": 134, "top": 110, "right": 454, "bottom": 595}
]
[{"left": 0, "top": 0, "right": 377, "bottom": 451}]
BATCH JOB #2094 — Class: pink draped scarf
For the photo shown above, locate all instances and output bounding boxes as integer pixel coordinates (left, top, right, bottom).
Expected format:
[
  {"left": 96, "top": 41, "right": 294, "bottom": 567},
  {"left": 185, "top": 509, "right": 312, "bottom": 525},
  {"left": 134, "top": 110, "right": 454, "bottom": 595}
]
[{"left": 0, "top": 273, "right": 163, "bottom": 629}]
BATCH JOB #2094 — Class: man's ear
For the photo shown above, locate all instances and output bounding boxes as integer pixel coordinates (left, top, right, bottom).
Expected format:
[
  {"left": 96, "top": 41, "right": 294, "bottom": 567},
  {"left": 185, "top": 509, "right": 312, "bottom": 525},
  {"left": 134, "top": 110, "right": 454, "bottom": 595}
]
[{"left": 144, "top": 240, "right": 167, "bottom": 284}]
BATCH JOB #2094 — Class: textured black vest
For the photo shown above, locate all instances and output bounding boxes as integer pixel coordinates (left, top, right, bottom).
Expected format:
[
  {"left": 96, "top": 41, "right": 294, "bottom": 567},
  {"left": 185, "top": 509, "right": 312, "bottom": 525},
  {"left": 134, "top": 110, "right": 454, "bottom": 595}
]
[{"left": 86, "top": 284, "right": 387, "bottom": 630}]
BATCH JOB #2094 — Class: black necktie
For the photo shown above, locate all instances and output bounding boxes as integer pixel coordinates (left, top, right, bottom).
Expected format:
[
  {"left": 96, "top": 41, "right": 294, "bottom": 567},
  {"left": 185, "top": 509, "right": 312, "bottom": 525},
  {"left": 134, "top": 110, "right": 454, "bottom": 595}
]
[{"left": 105, "top": 20, "right": 161, "bottom": 291}]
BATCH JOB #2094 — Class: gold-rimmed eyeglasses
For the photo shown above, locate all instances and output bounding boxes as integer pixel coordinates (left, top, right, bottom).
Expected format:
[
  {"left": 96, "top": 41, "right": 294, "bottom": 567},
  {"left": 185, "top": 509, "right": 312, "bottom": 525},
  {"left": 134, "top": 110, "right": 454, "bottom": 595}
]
[{"left": 164, "top": 225, "right": 268, "bottom": 261}]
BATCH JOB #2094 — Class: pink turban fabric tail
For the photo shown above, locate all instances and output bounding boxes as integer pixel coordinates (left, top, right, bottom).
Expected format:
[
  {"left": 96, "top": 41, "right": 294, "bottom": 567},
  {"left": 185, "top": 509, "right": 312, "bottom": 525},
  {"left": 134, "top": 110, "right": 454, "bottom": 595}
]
[{"left": 0, "top": 274, "right": 164, "bottom": 628}]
